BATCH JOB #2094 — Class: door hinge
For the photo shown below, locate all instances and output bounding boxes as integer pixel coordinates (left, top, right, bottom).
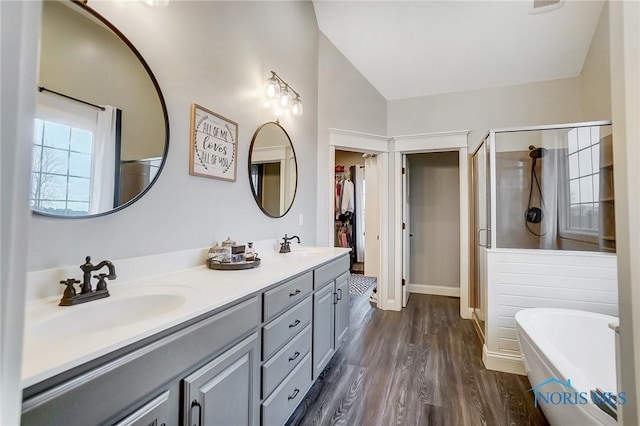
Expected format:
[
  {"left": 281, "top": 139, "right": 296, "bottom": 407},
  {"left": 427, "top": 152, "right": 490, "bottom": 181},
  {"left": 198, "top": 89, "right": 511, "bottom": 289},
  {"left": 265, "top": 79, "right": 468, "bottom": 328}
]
[
  {"left": 402, "top": 278, "right": 406, "bottom": 286},
  {"left": 402, "top": 167, "right": 406, "bottom": 175},
  {"left": 402, "top": 222, "right": 406, "bottom": 230}
]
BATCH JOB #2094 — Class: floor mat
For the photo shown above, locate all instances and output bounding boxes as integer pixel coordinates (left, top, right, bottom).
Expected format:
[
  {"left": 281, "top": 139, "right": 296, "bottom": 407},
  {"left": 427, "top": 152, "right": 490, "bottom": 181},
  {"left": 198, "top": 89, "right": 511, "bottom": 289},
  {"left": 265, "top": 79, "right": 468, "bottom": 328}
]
[{"left": 348, "top": 274, "right": 376, "bottom": 296}]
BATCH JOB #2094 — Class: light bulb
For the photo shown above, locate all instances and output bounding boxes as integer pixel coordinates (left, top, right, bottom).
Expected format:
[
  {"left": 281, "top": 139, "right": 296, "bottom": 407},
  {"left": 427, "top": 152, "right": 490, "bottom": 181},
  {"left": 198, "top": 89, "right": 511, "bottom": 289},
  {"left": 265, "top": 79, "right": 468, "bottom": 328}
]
[
  {"left": 279, "top": 86, "right": 292, "bottom": 108},
  {"left": 264, "top": 77, "right": 280, "bottom": 100},
  {"left": 291, "top": 97, "right": 303, "bottom": 117}
]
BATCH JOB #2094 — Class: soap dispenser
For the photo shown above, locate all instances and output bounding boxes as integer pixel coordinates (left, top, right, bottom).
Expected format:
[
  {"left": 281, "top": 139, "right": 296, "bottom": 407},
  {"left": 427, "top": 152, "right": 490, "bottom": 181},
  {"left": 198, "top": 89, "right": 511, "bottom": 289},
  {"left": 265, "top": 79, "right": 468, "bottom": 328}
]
[{"left": 246, "top": 242, "right": 256, "bottom": 261}]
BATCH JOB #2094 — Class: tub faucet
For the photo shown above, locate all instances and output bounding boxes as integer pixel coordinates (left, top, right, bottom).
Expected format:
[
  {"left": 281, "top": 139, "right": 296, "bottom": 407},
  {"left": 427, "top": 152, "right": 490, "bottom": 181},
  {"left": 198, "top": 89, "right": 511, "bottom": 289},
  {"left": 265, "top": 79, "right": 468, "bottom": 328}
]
[
  {"left": 279, "top": 234, "right": 301, "bottom": 253},
  {"left": 80, "top": 256, "right": 117, "bottom": 294}
]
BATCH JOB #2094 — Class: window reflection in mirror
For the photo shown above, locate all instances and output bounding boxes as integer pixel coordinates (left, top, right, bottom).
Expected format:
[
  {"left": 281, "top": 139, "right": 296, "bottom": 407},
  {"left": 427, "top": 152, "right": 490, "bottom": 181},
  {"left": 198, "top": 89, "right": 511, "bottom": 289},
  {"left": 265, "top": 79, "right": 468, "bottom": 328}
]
[
  {"left": 34, "top": 0, "right": 168, "bottom": 218},
  {"left": 248, "top": 122, "right": 298, "bottom": 218}
]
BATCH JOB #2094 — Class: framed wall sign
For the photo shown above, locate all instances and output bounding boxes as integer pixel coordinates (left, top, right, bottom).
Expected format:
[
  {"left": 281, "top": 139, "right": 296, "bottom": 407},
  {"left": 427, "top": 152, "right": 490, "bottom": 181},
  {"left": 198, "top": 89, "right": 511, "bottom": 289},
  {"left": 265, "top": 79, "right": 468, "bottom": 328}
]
[{"left": 189, "top": 103, "right": 238, "bottom": 181}]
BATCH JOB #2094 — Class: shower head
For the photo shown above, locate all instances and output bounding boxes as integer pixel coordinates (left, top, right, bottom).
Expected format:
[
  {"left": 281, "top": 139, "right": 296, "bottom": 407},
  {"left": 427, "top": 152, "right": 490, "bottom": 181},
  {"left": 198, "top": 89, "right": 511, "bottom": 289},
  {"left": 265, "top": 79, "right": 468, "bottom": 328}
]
[{"left": 528, "top": 145, "right": 548, "bottom": 159}]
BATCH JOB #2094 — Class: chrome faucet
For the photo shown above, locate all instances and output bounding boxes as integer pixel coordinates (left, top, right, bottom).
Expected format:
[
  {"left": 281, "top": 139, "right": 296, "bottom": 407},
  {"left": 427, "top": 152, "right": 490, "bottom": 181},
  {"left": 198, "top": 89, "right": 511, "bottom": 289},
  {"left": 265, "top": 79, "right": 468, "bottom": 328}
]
[
  {"left": 279, "top": 234, "right": 301, "bottom": 253},
  {"left": 59, "top": 256, "right": 116, "bottom": 306}
]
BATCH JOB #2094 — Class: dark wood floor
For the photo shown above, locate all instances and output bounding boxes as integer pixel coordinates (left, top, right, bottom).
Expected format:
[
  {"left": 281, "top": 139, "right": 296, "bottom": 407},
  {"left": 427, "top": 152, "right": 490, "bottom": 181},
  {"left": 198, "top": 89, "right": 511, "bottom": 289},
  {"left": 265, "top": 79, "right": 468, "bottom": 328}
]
[{"left": 287, "top": 292, "right": 549, "bottom": 426}]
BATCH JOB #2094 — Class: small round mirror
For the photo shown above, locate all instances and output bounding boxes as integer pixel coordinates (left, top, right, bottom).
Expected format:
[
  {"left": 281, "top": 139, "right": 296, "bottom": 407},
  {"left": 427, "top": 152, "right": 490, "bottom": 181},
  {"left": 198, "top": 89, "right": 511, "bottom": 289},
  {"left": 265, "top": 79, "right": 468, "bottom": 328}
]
[
  {"left": 32, "top": 1, "right": 169, "bottom": 218},
  {"left": 248, "top": 122, "right": 298, "bottom": 218}
]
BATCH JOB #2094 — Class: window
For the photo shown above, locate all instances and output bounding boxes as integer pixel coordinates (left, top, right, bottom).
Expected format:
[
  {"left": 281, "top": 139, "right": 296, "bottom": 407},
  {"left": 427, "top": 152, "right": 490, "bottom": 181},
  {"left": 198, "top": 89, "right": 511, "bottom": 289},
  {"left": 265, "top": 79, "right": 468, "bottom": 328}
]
[
  {"left": 565, "top": 127, "right": 601, "bottom": 234},
  {"left": 31, "top": 118, "right": 93, "bottom": 216}
]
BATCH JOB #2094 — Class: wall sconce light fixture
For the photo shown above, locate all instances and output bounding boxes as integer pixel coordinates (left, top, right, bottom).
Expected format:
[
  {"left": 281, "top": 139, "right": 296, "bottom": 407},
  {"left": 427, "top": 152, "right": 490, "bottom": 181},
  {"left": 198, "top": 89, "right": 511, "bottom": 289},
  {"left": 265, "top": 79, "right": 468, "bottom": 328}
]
[{"left": 264, "top": 71, "right": 303, "bottom": 117}]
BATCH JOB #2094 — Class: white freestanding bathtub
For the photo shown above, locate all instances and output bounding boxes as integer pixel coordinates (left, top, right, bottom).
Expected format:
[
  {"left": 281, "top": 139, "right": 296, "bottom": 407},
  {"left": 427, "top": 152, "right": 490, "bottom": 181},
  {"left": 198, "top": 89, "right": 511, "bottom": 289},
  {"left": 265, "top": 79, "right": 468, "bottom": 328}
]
[{"left": 515, "top": 308, "right": 620, "bottom": 426}]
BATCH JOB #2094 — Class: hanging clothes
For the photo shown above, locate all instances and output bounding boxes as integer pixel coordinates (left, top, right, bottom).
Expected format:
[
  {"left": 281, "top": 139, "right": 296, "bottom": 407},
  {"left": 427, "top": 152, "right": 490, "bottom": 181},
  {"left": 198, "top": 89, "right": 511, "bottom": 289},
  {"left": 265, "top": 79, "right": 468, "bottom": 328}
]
[
  {"left": 340, "top": 179, "right": 354, "bottom": 214},
  {"left": 335, "top": 178, "right": 342, "bottom": 219}
]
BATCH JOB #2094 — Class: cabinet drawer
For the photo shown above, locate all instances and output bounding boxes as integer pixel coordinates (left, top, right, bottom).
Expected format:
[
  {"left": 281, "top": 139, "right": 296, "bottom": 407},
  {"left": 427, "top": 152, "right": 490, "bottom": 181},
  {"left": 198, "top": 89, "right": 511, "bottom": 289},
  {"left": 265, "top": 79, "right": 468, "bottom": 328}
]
[
  {"left": 262, "top": 324, "right": 311, "bottom": 398},
  {"left": 263, "top": 272, "right": 312, "bottom": 322},
  {"left": 261, "top": 353, "right": 311, "bottom": 426},
  {"left": 263, "top": 296, "right": 312, "bottom": 360},
  {"left": 313, "top": 255, "right": 349, "bottom": 290}
]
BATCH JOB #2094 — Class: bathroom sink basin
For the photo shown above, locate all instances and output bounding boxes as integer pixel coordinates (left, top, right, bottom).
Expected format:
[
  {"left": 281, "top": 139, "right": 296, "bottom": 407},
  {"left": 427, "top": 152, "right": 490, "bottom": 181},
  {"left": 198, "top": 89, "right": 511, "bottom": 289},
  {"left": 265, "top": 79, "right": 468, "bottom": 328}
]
[{"left": 27, "top": 292, "right": 187, "bottom": 339}]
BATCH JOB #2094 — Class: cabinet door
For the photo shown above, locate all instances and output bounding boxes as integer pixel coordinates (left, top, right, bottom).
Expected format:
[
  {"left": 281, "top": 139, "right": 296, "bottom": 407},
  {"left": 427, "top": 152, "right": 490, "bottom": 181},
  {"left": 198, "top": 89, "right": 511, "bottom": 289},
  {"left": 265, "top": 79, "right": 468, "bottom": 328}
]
[
  {"left": 113, "top": 391, "right": 170, "bottom": 426},
  {"left": 334, "top": 274, "right": 350, "bottom": 349},
  {"left": 312, "top": 282, "right": 335, "bottom": 379},
  {"left": 182, "top": 332, "right": 259, "bottom": 426}
]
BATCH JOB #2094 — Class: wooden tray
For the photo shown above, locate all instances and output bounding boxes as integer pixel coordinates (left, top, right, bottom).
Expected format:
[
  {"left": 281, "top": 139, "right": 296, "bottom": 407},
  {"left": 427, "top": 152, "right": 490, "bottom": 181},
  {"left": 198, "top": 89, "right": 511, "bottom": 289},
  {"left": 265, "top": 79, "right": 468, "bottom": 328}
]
[{"left": 207, "top": 257, "right": 261, "bottom": 270}]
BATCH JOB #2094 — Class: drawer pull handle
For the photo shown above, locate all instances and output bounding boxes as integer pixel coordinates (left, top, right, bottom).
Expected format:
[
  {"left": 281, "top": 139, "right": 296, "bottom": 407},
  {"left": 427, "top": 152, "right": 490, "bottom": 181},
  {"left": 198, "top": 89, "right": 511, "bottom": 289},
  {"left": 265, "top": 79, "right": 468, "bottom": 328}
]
[
  {"left": 289, "top": 319, "right": 301, "bottom": 328},
  {"left": 289, "top": 289, "right": 301, "bottom": 297},
  {"left": 337, "top": 288, "right": 343, "bottom": 300},
  {"left": 288, "top": 388, "right": 300, "bottom": 400},
  {"left": 333, "top": 292, "right": 338, "bottom": 305},
  {"left": 288, "top": 351, "right": 300, "bottom": 361}
]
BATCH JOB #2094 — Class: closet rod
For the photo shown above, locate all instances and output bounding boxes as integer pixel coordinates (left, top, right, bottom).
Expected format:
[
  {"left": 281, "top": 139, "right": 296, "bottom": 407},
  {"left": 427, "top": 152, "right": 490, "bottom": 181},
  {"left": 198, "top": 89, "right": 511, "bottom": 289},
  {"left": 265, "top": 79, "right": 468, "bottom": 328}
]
[{"left": 38, "top": 86, "right": 105, "bottom": 111}]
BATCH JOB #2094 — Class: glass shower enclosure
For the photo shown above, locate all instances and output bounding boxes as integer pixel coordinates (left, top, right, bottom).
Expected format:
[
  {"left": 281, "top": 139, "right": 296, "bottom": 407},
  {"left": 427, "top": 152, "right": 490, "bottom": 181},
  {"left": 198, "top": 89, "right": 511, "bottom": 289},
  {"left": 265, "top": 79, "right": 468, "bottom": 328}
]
[{"left": 470, "top": 121, "right": 614, "bottom": 339}]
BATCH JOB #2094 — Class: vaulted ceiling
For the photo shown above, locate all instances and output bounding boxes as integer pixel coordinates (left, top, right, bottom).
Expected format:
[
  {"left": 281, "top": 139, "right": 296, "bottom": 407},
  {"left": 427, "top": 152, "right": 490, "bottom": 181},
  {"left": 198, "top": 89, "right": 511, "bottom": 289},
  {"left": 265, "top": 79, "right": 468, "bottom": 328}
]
[{"left": 313, "top": 0, "right": 605, "bottom": 100}]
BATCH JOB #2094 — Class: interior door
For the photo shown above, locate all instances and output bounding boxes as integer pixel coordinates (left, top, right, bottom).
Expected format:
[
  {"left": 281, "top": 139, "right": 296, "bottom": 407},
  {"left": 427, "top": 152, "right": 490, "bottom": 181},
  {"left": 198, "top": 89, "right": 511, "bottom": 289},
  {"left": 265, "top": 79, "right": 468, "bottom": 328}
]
[
  {"left": 402, "top": 154, "right": 411, "bottom": 308},
  {"left": 473, "top": 141, "right": 489, "bottom": 333},
  {"left": 364, "top": 155, "right": 380, "bottom": 282}
]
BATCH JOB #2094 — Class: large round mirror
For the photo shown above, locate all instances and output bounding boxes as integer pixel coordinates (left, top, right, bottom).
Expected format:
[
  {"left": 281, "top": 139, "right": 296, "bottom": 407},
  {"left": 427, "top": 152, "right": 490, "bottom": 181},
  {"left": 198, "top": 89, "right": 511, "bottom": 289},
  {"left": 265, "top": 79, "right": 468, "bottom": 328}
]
[
  {"left": 248, "top": 122, "right": 298, "bottom": 218},
  {"left": 32, "top": 1, "right": 169, "bottom": 218}
]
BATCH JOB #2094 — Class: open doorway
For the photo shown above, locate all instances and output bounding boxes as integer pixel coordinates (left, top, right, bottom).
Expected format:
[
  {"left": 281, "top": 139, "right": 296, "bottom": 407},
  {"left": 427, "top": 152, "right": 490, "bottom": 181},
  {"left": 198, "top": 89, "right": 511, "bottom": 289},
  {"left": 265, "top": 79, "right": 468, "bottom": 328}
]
[
  {"left": 403, "top": 152, "right": 462, "bottom": 303},
  {"left": 334, "top": 149, "right": 379, "bottom": 301}
]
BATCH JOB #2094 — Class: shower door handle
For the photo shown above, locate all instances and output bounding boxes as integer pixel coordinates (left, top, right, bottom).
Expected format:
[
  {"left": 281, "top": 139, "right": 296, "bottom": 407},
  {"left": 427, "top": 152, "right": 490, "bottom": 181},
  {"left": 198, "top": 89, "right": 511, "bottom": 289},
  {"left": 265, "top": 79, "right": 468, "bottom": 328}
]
[{"left": 477, "top": 228, "right": 488, "bottom": 247}]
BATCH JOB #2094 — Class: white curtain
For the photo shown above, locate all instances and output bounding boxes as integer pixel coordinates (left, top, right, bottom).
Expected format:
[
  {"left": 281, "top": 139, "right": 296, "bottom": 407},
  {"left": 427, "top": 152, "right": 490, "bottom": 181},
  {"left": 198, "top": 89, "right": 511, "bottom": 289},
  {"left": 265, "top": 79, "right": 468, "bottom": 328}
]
[
  {"left": 540, "top": 134, "right": 561, "bottom": 249},
  {"left": 355, "top": 165, "right": 365, "bottom": 262},
  {"left": 90, "top": 105, "right": 117, "bottom": 214}
]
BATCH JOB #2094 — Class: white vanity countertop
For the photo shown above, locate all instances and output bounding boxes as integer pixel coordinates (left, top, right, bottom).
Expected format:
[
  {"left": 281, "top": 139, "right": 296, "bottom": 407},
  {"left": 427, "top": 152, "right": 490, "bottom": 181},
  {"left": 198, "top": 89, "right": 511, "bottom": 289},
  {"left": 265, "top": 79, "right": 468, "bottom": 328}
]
[{"left": 21, "top": 246, "right": 350, "bottom": 389}]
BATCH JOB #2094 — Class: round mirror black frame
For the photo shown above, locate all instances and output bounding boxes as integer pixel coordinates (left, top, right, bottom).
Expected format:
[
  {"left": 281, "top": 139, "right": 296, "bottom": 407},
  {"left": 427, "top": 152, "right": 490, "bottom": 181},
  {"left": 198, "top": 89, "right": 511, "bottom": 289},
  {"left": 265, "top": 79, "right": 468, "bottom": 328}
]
[
  {"left": 33, "top": 0, "right": 170, "bottom": 219},
  {"left": 248, "top": 121, "right": 298, "bottom": 218}
]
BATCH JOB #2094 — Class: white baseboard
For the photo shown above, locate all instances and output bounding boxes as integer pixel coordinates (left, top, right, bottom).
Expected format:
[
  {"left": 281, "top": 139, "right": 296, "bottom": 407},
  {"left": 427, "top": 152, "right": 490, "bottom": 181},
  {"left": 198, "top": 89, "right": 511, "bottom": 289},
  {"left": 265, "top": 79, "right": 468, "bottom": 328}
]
[
  {"left": 408, "top": 283, "right": 460, "bottom": 298},
  {"left": 461, "top": 306, "right": 474, "bottom": 320},
  {"left": 482, "top": 345, "right": 526, "bottom": 376}
]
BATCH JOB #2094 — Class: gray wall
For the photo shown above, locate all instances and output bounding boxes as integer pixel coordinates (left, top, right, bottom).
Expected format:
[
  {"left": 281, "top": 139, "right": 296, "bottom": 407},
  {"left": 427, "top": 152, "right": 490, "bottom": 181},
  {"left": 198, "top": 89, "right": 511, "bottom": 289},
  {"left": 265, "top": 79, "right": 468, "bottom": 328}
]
[
  {"left": 388, "top": 77, "right": 583, "bottom": 150},
  {"left": 28, "top": 1, "right": 320, "bottom": 270},
  {"left": 317, "top": 33, "right": 387, "bottom": 138},
  {"left": 580, "top": 3, "right": 611, "bottom": 122},
  {"left": 316, "top": 33, "right": 387, "bottom": 245},
  {"left": 388, "top": 3, "right": 612, "bottom": 146},
  {"left": 408, "top": 152, "right": 460, "bottom": 289}
]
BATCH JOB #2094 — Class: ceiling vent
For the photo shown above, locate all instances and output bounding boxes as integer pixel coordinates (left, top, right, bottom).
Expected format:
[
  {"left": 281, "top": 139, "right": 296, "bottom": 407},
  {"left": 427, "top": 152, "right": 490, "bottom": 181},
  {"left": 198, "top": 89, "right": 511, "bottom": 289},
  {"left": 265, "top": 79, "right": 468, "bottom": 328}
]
[{"left": 530, "top": 0, "right": 564, "bottom": 14}]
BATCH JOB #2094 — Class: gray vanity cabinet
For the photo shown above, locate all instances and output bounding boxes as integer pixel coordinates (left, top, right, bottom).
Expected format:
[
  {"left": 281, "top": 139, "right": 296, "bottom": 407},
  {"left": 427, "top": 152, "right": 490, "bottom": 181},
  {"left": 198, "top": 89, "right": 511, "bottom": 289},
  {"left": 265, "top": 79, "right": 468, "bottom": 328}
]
[
  {"left": 182, "top": 332, "right": 260, "bottom": 426},
  {"left": 260, "top": 272, "right": 314, "bottom": 425},
  {"left": 334, "top": 272, "right": 350, "bottom": 348},
  {"left": 21, "top": 297, "right": 260, "bottom": 426},
  {"left": 22, "top": 254, "right": 351, "bottom": 426},
  {"left": 312, "top": 281, "right": 336, "bottom": 379},
  {"left": 312, "top": 257, "right": 351, "bottom": 379},
  {"left": 113, "top": 391, "right": 171, "bottom": 426}
]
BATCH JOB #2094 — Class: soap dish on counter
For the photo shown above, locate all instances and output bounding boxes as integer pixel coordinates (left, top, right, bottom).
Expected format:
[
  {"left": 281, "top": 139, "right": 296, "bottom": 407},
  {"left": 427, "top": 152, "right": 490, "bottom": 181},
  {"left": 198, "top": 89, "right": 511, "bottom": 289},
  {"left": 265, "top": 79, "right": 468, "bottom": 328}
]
[{"left": 207, "top": 257, "right": 261, "bottom": 270}]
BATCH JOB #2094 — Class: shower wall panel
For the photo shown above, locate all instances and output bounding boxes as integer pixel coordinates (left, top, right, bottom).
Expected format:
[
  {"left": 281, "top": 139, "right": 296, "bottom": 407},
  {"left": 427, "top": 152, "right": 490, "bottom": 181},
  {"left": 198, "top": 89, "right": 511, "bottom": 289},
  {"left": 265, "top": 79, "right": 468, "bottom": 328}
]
[{"left": 495, "top": 150, "right": 542, "bottom": 249}]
